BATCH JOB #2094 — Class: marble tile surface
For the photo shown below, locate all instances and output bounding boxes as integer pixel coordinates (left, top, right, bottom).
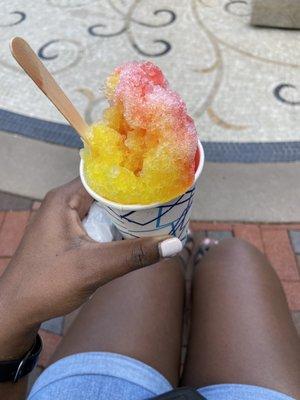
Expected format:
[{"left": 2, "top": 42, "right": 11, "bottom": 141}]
[{"left": 0, "top": 0, "right": 299, "bottom": 144}]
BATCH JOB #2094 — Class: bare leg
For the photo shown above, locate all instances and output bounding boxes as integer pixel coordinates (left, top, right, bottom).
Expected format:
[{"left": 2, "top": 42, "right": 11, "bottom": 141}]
[
  {"left": 182, "top": 238, "right": 300, "bottom": 399},
  {"left": 51, "top": 258, "right": 185, "bottom": 386}
]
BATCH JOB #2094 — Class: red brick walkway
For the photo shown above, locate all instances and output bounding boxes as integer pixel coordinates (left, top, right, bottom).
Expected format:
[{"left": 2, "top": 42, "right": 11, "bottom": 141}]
[{"left": 0, "top": 200, "right": 299, "bottom": 389}]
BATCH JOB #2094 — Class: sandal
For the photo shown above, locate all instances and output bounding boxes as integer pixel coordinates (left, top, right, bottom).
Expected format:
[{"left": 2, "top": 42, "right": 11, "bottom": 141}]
[
  {"left": 178, "top": 233, "right": 194, "bottom": 266},
  {"left": 193, "top": 237, "right": 219, "bottom": 265}
]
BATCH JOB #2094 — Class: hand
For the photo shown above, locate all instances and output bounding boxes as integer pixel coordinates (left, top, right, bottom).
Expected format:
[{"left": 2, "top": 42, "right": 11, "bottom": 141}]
[{"left": 0, "top": 179, "right": 182, "bottom": 358}]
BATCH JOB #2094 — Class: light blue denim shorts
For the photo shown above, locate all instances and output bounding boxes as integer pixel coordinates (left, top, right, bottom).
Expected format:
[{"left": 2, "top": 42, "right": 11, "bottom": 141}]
[{"left": 28, "top": 352, "right": 295, "bottom": 400}]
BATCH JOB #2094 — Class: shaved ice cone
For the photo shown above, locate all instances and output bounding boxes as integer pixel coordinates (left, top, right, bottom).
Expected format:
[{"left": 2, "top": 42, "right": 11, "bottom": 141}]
[{"left": 80, "top": 61, "right": 204, "bottom": 242}]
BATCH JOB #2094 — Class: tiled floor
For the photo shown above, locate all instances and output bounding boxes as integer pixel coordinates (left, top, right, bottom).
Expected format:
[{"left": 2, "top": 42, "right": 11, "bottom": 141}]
[
  {"left": 1, "top": 1, "right": 300, "bottom": 162},
  {"left": 0, "top": 193, "right": 299, "bottom": 391}
]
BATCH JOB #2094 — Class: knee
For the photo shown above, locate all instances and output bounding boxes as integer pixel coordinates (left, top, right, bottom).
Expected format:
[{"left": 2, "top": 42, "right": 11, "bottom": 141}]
[
  {"left": 217, "top": 237, "right": 261, "bottom": 256},
  {"left": 203, "top": 237, "right": 266, "bottom": 275}
]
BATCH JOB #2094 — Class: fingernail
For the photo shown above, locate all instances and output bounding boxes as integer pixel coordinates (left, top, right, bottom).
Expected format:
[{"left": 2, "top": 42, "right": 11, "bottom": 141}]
[{"left": 159, "top": 238, "right": 183, "bottom": 258}]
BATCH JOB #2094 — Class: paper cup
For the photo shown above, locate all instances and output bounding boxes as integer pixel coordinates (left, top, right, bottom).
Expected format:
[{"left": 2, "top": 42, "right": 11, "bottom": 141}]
[{"left": 80, "top": 140, "right": 205, "bottom": 243}]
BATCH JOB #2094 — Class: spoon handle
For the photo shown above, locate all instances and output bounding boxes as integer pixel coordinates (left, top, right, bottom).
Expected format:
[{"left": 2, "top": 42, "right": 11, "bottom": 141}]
[{"left": 10, "top": 37, "right": 89, "bottom": 143}]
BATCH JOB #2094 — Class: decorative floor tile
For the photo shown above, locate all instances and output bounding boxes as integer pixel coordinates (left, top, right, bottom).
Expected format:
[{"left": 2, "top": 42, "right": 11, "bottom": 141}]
[
  {"left": 27, "top": 366, "right": 43, "bottom": 394},
  {"left": 282, "top": 282, "right": 300, "bottom": 311},
  {"left": 292, "top": 311, "right": 300, "bottom": 336},
  {"left": 261, "top": 225, "right": 300, "bottom": 231},
  {"left": 38, "top": 330, "right": 62, "bottom": 368},
  {"left": 1, "top": 1, "right": 300, "bottom": 162},
  {"left": 0, "top": 258, "right": 10, "bottom": 276},
  {"left": 207, "top": 230, "right": 233, "bottom": 241},
  {"left": 289, "top": 231, "right": 300, "bottom": 255},
  {"left": 63, "top": 308, "right": 82, "bottom": 335},
  {"left": 297, "top": 256, "right": 300, "bottom": 271},
  {"left": 233, "top": 224, "right": 264, "bottom": 252},
  {"left": 0, "top": 192, "right": 32, "bottom": 211},
  {"left": 261, "top": 229, "right": 300, "bottom": 281},
  {"left": 41, "top": 317, "right": 64, "bottom": 335},
  {"left": 190, "top": 222, "right": 232, "bottom": 231},
  {"left": 0, "top": 212, "right": 5, "bottom": 229},
  {"left": 0, "top": 211, "right": 30, "bottom": 257}
]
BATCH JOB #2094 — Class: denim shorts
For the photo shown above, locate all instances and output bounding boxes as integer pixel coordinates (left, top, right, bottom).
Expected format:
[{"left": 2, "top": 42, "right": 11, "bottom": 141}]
[{"left": 28, "top": 352, "right": 295, "bottom": 400}]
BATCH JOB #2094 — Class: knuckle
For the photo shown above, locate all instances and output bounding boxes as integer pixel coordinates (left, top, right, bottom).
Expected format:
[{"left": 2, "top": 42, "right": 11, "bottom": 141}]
[
  {"left": 44, "top": 188, "right": 59, "bottom": 203},
  {"left": 43, "top": 186, "right": 67, "bottom": 206},
  {"left": 131, "top": 242, "right": 147, "bottom": 269}
]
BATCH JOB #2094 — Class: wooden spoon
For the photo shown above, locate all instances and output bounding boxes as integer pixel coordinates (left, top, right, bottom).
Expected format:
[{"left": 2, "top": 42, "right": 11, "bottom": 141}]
[{"left": 10, "top": 37, "right": 90, "bottom": 144}]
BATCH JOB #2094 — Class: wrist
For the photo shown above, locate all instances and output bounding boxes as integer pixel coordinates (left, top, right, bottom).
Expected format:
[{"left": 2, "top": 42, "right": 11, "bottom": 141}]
[
  {"left": 0, "top": 281, "right": 40, "bottom": 360},
  {"left": 0, "top": 326, "right": 39, "bottom": 360}
]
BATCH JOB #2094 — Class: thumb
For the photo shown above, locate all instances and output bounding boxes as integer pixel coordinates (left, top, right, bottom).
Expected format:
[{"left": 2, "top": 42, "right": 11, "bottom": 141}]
[{"left": 84, "top": 236, "right": 183, "bottom": 284}]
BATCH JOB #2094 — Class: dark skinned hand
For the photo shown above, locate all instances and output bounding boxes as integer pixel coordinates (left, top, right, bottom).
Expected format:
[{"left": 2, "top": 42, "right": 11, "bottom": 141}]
[{"left": 0, "top": 178, "right": 182, "bottom": 359}]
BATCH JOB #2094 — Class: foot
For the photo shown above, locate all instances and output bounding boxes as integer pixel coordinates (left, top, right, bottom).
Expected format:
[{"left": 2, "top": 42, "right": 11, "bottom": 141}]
[
  {"left": 178, "top": 234, "right": 194, "bottom": 264},
  {"left": 192, "top": 232, "right": 218, "bottom": 266},
  {"left": 177, "top": 230, "right": 219, "bottom": 278}
]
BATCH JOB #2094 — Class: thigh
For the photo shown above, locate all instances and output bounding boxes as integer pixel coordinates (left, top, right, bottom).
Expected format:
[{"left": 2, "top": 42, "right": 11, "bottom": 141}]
[
  {"left": 182, "top": 238, "right": 300, "bottom": 399},
  {"left": 50, "top": 258, "right": 185, "bottom": 386}
]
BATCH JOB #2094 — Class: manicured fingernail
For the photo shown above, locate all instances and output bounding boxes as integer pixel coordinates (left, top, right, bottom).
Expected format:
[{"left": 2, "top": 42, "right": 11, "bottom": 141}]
[{"left": 159, "top": 238, "right": 183, "bottom": 258}]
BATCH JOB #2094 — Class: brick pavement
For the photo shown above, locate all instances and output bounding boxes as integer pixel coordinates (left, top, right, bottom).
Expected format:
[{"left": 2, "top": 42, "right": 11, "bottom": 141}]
[{"left": 0, "top": 194, "right": 299, "bottom": 391}]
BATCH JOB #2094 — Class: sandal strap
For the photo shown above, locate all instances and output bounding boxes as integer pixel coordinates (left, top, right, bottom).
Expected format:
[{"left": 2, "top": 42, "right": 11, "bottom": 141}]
[{"left": 193, "top": 238, "right": 219, "bottom": 265}]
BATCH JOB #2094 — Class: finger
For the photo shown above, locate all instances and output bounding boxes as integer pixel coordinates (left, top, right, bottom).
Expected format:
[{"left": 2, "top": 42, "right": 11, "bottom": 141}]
[
  {"left": 44, "top": 178, "right": 93, "bottom": 219},
  {"left": 68, "top": 186, "right": 93, "bottom": 220},
  {"left": 81, "top": 236, "right": 183, "bottom": 284}
]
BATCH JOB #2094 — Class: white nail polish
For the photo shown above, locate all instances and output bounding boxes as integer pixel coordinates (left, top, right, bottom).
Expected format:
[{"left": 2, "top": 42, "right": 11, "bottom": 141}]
[{"left": 159, "top": 238, "right": 183, "bottom": 258}]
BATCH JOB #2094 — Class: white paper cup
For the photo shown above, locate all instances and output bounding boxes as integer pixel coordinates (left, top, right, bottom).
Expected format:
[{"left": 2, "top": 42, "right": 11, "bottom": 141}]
[{"left": 80, "top": 140, "right": 205, "bottom": 243}]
